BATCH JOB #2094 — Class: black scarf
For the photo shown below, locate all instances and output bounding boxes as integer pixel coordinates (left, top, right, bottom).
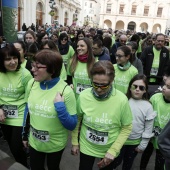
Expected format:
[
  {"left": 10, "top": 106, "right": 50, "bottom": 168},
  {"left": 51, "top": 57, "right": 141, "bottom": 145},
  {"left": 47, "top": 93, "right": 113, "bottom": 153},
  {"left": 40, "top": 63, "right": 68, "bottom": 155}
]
[{"left": 58, "top": 43, "right": 69, "bottom": 55}]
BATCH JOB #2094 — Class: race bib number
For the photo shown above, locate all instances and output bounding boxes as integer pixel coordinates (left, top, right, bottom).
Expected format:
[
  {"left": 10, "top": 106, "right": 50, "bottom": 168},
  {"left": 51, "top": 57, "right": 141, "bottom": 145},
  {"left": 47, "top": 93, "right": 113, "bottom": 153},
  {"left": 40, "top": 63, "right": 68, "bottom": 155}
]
[
  {"left": 86, "top": 127, "right": 108, "bottom": 145},
  {"left": 3, "top": 105, "right": 18, "bottom": 118},
  {"left": 76, "top": 83, "right": 91, "bottom": 94},
  {"left": 150, "top": 68, "right": 158, "bottom": 76},
  {"left": 31, "top": 126, "right": 50, "bottom": 142}
]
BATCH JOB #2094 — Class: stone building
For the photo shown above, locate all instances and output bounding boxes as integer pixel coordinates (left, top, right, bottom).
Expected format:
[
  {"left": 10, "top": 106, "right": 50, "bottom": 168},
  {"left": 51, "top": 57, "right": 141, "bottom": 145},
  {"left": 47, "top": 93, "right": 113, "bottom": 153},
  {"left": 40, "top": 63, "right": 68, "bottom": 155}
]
[
  {"left": 17, "top": 0, "right": 81, "bottom": 30},
  {"left": 80, "top": 0, "right": 101, "bottom": 27},
  {"left": 99, "top": 0, "right": 170, "bottom": 33}
]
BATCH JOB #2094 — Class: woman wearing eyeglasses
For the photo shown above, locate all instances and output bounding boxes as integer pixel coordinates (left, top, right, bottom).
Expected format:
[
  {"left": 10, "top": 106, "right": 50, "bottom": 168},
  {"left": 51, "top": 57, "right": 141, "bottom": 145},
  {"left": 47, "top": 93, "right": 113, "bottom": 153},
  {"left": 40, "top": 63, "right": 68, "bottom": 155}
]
[
  {"left": 67, "top": 37, "right": 95, "bottom": 99},
  {"left": 40, "top": 40, "right": 67, "bottom": 81},
  {"left": 114, "top": 46, "right": 138, "bottom": 94},
  {"left": 111, "top": 74, "right": 156, "bottom": 170},
  {"left": 71, "top": 60, "right": 132, "bottom": 170},
  {"left": 58, "top": 33, "right": 75, "bottom": 69},
  {"left": 0, "top": 45, "right": 32, "bottom": 167},
  {"left": 22, "top": 49, "right": 77, "bottom": 170}
]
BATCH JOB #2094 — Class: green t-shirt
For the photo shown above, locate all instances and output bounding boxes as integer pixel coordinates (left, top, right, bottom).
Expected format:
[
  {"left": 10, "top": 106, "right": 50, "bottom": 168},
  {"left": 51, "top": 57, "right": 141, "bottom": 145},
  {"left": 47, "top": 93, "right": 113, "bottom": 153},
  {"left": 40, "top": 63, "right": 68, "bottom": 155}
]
[
  {"left": 62, "top": 45, "right": 75, "bottom": 68},
  {"left": 151, "top": 93, "right": 170, "bottom": 149},
  {"left": 137, "top": 39, "right": 142, "bottom": 53},
  {"left": 67, "top": 61, "right": 91, "bottom": 99},
  {"left": 27, "top": 79, "right": 76, "bottom": 152},
  {"left": 60, "top": 63, "right": 67, "bottom": 81},
  {"left": 150, "top": 46, "right": 160, "bottom": 82},
  {"left": 72, "top": 88, "right": 132, "bottom": 158},
  {"left": 113, "top": 64, "right": 138, "bottom": 94},
  {"left": 111, "top": 35, "right": 115, "bottom": 46},
  {"left": 0, "top": 68, "right": 32, "bottom": 126},
  {"left": 21, "top": 60, "right": 27, "bottom": 68}
]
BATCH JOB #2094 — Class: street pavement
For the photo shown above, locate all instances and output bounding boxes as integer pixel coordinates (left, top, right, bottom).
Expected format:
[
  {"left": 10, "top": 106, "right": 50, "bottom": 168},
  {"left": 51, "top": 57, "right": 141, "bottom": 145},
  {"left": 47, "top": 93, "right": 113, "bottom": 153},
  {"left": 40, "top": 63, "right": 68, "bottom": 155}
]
[{"left": 0, "top": 134, "right": 155, "bottom": 170}]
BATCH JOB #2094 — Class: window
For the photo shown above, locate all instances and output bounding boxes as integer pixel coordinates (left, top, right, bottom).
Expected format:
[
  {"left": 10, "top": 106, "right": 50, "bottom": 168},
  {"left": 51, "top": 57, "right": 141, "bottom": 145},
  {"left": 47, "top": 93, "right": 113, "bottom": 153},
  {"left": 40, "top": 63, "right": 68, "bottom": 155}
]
[
  {"left": 157, "top": 7, "right": 163, "bottom": 17},
  {"left": 90, "top": 3, "right": 92, "bottom": 8},
  {"left": 106, "top": 4, "right": 111, "bottom": 13},
  {"left": 119, "top": 4, "right": 124, "bottom": 14},
  {"left": 131, "top": 5, "right": 137, "bottom": 15},
  {"left": 143, "top": 6, "right": 149, "bottom": 16}
]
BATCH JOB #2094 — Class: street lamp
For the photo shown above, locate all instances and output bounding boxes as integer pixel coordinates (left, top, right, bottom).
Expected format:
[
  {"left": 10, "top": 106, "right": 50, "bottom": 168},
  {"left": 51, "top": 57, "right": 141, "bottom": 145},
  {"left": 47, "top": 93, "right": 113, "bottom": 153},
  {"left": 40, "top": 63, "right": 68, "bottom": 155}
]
[
  {"left": 49, "top": 0, "right": 56, "bottom": 24},
  {"left": 84, "top": 15, "right": 89, "bottom": 26},
  {"left": 49, "top": 0, "right": 56, "bottom": 9}
]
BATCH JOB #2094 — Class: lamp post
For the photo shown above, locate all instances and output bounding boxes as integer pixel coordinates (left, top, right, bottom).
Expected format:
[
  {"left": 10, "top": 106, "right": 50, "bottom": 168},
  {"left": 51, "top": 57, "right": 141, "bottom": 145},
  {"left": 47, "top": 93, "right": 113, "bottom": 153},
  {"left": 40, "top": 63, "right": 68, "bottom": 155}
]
[
  {"left": 49, "top": 0, "right": 56, "bottom": 24},
  {"left": 49, "top": 0, "right": 56, "bottom": 9},
  {"left": 84, "top": 15, "right": 89, "bottom": 26},
  {"left": 73, "top": 9, "right": 78, "bottom": 26}
]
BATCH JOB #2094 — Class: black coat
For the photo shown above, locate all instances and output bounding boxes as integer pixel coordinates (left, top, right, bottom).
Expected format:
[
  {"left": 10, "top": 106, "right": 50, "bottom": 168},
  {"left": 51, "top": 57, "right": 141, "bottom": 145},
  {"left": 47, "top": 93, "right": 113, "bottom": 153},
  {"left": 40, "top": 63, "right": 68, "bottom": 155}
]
[
  {"left": 140, "top": 45, "right": 169, "bottom": 84},
  {"left": 110, "top": 42, "right": 122, "bottom": 64}
]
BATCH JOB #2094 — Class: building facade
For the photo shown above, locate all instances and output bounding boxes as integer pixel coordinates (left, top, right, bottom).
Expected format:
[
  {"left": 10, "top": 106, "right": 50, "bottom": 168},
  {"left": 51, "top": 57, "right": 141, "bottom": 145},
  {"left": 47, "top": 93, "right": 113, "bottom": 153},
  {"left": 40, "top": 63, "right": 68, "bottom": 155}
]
[
  {"left": 17, "top": 0, "right": 81, "bottom": 30},
  {"left": 99, "top": 0, "right": 170, "bottom": 33},
  {"left": 80, "top": 0, "right": 101, "bottom": 27}
]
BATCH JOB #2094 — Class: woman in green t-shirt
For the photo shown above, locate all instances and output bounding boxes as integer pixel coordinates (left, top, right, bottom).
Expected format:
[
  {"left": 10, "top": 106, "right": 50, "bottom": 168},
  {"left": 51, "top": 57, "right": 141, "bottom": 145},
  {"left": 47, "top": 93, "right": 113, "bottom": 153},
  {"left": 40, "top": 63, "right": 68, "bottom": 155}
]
[
  {"left": 58, "top": 33, "right": 75, "bottom": 69},
  {"left": 0, "top": 45, "right": 32, "bottom": 167},
  {"left": 22, "top": 49, "right": 77, "bottom": 170},
  {"left": 71, "top": 60, "right": 132, "bottom": 170},
  {"left": 67, "top": 37, "right": 95, "bottom": 99},
  {"left": 114, "top": 46, "right": 138, "bottom": 94}
]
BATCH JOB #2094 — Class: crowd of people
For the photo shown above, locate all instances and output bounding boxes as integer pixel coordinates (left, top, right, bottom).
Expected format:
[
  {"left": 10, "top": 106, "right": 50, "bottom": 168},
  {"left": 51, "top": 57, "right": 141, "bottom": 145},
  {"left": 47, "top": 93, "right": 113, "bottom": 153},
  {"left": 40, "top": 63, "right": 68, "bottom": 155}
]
[{"left": 0, "top": 24, "right": 170, "bottom": 170}]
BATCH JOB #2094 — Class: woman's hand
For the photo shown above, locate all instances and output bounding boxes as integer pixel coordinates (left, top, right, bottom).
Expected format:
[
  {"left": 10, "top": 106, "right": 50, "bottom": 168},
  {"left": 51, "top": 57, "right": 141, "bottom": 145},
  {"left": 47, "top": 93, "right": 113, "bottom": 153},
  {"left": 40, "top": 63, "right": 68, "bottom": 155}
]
[
  {"left": 0, "top": 109, "right": 6, "bottom": 122},
  {"left": 70, "top": 84, "right": 74, "bottom": 89},
  {"left": 23, "top": 140, "right": 29, "bottom": 148},
  {"left": 71, "top": 145, "right": 79, "bottom": 156},
  {"left": 54, "top": 92, "right": 64, "bottom": 103},
  {"left": 97, "top": 152, "right": 114, "bottom": 168}
]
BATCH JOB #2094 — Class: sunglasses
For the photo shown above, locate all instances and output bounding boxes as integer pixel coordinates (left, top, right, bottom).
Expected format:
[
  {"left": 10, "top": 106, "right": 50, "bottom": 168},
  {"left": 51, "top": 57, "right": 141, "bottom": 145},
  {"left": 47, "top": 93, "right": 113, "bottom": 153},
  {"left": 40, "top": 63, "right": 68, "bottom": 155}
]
[
  {"left": 61, "top": 38, "right": 68, "bottom": 41},
  {"left": 131, "top": 84, "right": 145, "bottom": 91},
  {"left": 91, "top": 82, "right": 110, "bottom": 89}
]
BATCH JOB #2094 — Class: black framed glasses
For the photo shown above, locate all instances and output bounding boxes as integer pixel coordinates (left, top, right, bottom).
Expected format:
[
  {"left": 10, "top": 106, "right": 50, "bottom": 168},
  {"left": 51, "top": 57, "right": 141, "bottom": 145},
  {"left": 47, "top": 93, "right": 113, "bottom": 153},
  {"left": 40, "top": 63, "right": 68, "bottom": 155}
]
[
  {"left": 31, "top": 63, "right": 47, "bottom": 71},
  {"left": 91, "top": 82, "right": 110, "bottom": 90},
  {"left": 131, "top": 84, "right": 145, "bottom": 91},
  {"left": 115, "top": 54, "right": 125, "bottom": 58}
]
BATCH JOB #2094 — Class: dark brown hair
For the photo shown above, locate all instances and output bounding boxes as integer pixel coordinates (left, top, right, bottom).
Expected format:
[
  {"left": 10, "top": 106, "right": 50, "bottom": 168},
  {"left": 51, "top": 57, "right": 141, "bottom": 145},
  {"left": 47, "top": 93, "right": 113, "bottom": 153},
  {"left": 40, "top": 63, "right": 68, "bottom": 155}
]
[
  {"left": 126, "top": 74, "right": 149, "bottom": 100},
  {"left": 0, "top": 45, "right": 21, "bottom": 73},
  {"left": 24, "top": 30, "right": 36, "bottom": 42},
  {"left": 40, "top": 40, "right": 59, "bottom": 52},
  {"left": 90, "top": 60, "right": 115, "bottom": 82},
  {"left": 70, "top": 37, "right": 95, "bottom": 77},
  {"left": 117, "top": 46, "right": 133, "bottom": 63},
  {"left": 33, "top": 49, "right": 63, "bottom": 78}
]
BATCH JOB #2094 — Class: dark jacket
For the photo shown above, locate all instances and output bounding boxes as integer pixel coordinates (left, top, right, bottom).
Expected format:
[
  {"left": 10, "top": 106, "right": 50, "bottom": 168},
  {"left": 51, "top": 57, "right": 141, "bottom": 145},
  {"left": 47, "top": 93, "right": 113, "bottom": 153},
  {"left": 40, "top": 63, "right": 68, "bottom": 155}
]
[
  {"left": 95, "top": 49, "right": 110, "bottom": 61},
  {"left": 140, "top": 45, "right": 169, "bottom": 84},
  {"left": 110, "top": 42, "right": 122, "bottom": 64}
]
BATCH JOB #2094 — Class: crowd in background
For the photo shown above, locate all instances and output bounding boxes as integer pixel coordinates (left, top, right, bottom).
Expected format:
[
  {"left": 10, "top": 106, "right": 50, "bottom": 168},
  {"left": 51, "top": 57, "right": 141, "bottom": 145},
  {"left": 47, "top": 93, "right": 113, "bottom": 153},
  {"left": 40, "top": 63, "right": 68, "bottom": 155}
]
[{"left": 0, "top": 22, "right": 170, "bottom": 170}]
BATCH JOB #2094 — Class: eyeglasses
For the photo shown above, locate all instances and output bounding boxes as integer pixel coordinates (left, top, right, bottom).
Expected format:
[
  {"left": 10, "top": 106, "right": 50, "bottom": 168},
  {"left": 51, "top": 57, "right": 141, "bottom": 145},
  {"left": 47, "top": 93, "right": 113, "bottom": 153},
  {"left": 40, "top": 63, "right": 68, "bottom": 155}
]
[
  {"left": 115, "top": 54, "right": 125, "bottom": 58},
  {"left": 91, "top": 82, "right": 110, "bottom": 89},
  {"left": 61, "top": 38, "right": 68, "bottom": 41},
  {"left": 131, "top": 84, "right": 146, "bottom": 91},
  {"left": 156, "top": 40, "right": 165, "bottom": 43},
  {"left": 31, "top": 63, "right": 47, "bottom": 71}
]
